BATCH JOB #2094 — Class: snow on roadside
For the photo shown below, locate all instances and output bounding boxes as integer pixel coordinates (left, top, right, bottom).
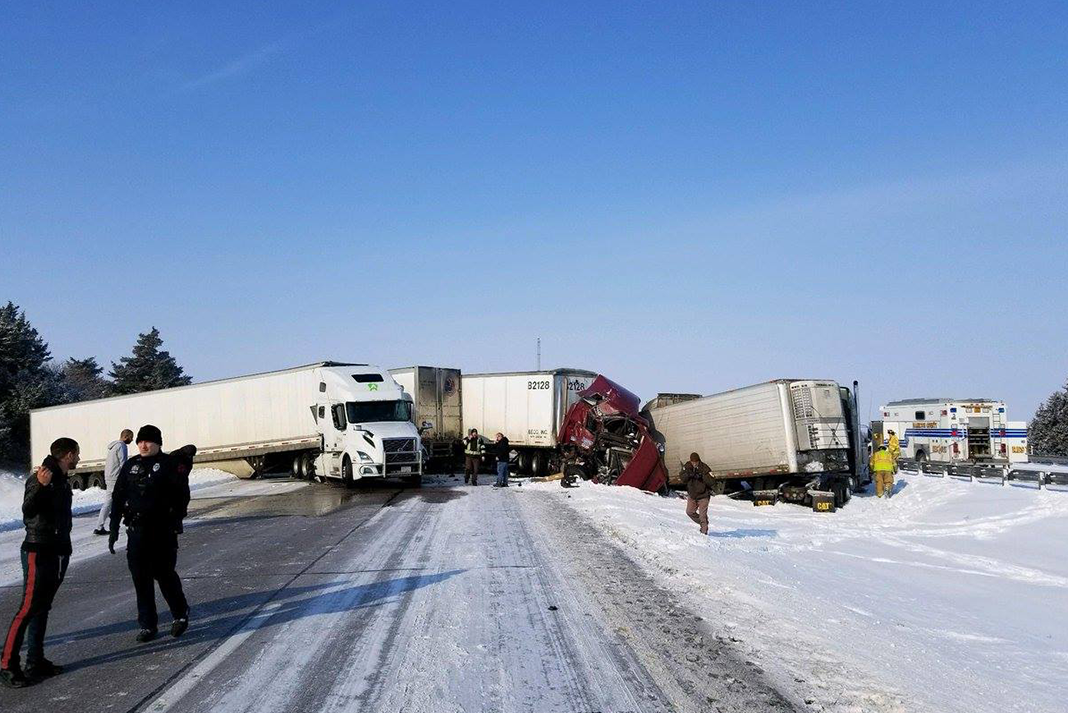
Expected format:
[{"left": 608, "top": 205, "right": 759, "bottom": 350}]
[
  {"left": 0, "top": 467, "right": 238, "bottom": 531},
  {"left": 526, "top": 472, "right": 1068, "bottom": 713}
]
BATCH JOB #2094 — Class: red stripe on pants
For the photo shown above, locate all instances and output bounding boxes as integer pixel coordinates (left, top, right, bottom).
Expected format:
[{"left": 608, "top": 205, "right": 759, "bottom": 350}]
[{"left": 1, "top": 552, "right": 36, "bottom": 669}]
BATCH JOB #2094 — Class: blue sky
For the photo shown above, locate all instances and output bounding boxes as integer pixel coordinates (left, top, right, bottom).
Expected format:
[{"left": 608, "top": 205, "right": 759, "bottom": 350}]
[{"left": 2, "top": 2, "right": 1066, "bottom": 420}]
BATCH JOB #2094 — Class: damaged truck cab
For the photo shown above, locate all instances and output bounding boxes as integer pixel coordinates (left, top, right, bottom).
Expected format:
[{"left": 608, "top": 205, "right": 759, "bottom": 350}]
[{"left": 558, "top": 376, "right": 669, "bottom": 492}]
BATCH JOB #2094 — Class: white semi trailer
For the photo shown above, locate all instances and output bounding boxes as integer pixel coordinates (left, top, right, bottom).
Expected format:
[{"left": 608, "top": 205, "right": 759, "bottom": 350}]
[
  {"left": 389, "top": 366, "right": 463, "bottom": 469},
  {"left": 29, "top": 362, "right": 423, "bottom": 489},
  {"left": 644, "top": 379, "right": 868, "bottom": 510},
  {"left": 461, "top": 368, "right": 597, "bottom": 477}
]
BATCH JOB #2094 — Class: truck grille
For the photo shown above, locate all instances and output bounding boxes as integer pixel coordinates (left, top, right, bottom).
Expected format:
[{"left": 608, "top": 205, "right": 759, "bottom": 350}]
[
  {"left": 383, "top": 438, "right": 415, "bottom": 453},
  {"left": 386, "top": 452, "right": 418, "bottom": 464}
]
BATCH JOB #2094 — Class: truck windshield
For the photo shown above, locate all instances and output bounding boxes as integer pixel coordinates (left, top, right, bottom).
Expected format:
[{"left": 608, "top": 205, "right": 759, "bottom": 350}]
[{"left": 346, "top": 400, "right": 412, "bottom": 423}]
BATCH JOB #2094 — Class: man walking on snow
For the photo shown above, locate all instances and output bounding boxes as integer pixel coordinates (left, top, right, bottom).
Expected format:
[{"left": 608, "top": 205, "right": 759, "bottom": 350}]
[
  {"left": 109, "top": 425, "right": 195, "bottom": 643},
  {"left": 93, "top": 429, "right": 133, "bottom": 536},
  {"left": 870, "top": 444, "right": 896, "bottom": 499},
  {"left": 1, "top": 438, "right": 79, "bottom": 688},
  {"left": 682, "top": 453, "right": 716, "bottom": 535},
  {"left": 462, "top": 429, "right": 484, "bottom": 485}
]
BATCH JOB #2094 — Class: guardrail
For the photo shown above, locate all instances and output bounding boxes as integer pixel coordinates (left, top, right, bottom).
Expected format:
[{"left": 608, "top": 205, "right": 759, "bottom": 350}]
[
  {"left": 1028, "top": 454, "right": 1068, "bottom": 466},
  {"left": 899, "top": 459, "right": 1067, "bottom": 489}
]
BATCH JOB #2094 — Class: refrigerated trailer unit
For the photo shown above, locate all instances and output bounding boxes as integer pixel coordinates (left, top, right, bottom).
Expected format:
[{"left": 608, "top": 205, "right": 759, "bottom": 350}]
[
  {"left": 644, "top": 379, "right": 867, "bottom": 510},
  {"left": 461, "top": 368, "right": 597, "bottom": 477},
  {"left": 875, "top": 398, "right": 1027, "bottom": 464},
  {"left": 389, "top": 366, "right": 463, "bottom": 468},
  {"left": 29, "top": 362, "right": 423, "bottom": 488}
]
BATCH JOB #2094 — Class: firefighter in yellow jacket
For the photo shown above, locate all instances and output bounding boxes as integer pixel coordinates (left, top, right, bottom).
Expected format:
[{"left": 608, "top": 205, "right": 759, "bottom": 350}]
[
  {"left": 869, "top": 445, "right": 896, "bottom": 498},
  {"left": 886, "top": 430, "right": 900, "bottom": 473}
]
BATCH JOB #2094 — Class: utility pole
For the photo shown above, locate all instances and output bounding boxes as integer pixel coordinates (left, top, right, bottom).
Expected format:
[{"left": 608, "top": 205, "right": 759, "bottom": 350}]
[{"left": 536, "top": 337, "right": 541, "bottom": 370}]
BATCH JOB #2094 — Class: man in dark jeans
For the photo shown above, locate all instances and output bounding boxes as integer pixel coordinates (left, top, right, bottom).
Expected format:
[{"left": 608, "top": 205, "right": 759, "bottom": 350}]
[
  {"left": 489, "top": 432, "right": 511, "bottom": 488},
  {"left": 1, "top": 438, "right": 79, "bottom": 688}
]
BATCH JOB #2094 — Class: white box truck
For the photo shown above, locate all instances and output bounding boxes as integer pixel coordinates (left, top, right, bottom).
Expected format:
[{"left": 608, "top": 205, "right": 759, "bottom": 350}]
[
  {"left": 29, "top": 362, "right": 423, "bottom": 489},
  {"left": 389, "top": 366, "right": 463, "bottom": 469},
  {"left": 461, "top": 369, "right": 597, "bottom": 477},
  {"left": 644, "top": 379, "right": 868, "bottom": 511}
]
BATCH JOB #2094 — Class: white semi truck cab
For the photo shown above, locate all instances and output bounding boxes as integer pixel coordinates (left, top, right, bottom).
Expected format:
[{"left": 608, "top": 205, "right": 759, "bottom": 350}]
[{"left": 312, "top": 366, "right": 423, "bottom": 485}]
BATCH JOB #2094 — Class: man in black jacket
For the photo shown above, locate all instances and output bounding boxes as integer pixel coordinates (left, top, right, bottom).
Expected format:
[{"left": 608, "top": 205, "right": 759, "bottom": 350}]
[
  {"left": 108, "top": 425, "right": 194, "bottom": 643},
  {"left": 489, "top": 432, "right": 510, "bottom": 488},
  {"left": 0, "top": 437, "right": 79, "bottom": 688}
]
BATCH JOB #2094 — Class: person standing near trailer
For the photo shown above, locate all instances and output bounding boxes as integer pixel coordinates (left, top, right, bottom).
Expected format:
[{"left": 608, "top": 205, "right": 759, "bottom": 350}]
[
  {"left": 870, "top": 445, "right": 896, "bottom": 499},
  {"left": 108, "top": 426, "right": 194, "bottom": 643},
  {"left": 93, "top": 429, "right": 133, "bottom": 536},
  {"left": 1, "top": 438, "right": 79, "bottom": 688},
  {"left": 462, "top": 429, "right": 485, "bottom": 485},
  {"left": 489, "top": 432, "right": 511, "bottom": 488}
]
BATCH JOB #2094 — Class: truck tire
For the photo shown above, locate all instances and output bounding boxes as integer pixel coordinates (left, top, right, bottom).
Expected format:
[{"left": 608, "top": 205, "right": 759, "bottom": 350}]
[
  {"left": 517, "top": 451, "right": 533, "bottom": 475},
  {"left": 532, "top": 451, "right": 549, "bottom": 479},
  {"left": 292, "top": 454, "right": 305, "bottom": 480},
  {"left": 89, "top": 473, "right": 106, "bottom": 490},
  {"left": 916, "top": 450, "right": 928, "bottom": 463},
  {"left": 342, "top": 456, "right": 355, "bottom": 489}
]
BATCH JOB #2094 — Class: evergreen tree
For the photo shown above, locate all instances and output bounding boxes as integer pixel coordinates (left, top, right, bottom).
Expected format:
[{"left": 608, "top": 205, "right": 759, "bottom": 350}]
[
  {"left": 0, "top": 302, "right": 56, "bottom": 463},
  {"left": 1029, "top": 380, "right": 1068, "bottom": 457},
  {"left": 60, "top": 356, "right": 111, "bottom": 401},
  {"left": 109, "top": 327, "right": 192, "bottom": 395}
]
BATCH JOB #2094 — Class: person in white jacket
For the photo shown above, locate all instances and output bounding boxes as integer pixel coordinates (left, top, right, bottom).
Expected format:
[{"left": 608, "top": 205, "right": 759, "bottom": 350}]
[{"left": 93, "top": 430, "right": 133, "bottom": 536}]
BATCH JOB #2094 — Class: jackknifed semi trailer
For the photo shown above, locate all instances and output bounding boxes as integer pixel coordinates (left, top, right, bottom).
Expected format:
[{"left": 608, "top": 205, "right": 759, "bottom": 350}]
[
  {"left": 461, "top": 368, "right": 597, "bottom": 478},
  {"left": 389, "top": 366, "right": 463, "bottom": 469},
  {"left": 644, "top": 379, "right": 869, "bottom": 511},
  {"left": 29, "top": 362, "right": 423, "bottom": 489}
]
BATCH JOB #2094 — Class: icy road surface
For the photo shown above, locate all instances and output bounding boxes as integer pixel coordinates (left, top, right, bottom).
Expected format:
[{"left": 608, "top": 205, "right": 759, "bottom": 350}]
[{"left": 0, "top": 474, "right": 796, "bottom": 713}]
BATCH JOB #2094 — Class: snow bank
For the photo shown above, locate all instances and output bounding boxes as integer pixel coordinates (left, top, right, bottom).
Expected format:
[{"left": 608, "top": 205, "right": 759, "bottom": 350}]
[
  {"left": 527, "top": 472, "right": 1068, "bottom": 712},
  {"left": 0, "top": 467, "right": 238, "bottom": 531}
]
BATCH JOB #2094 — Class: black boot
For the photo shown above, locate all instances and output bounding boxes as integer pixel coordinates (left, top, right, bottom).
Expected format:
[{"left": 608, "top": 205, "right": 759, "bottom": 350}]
[
  {"left": 0, "top": 667, "right": 30, "bottom": 688},
  {"left": 171, "top": 616, "right": 189, "bottom": 638},
  {"left": 136, "top": 628, "right": 158, "bottom": 643},
  {"left": 26, "top": 659, "right": 63, "bottom": 679}
]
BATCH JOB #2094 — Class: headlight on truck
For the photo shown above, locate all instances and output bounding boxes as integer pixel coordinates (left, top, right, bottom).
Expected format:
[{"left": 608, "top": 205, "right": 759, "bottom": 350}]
[{"left": 357, "top": 451, "right": 373, "bottom": 462}]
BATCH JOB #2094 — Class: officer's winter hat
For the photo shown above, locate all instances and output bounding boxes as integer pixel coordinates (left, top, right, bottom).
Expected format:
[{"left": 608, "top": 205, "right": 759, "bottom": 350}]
[{"left": 136, "top": 424, "right": 163, "bottom": 446}]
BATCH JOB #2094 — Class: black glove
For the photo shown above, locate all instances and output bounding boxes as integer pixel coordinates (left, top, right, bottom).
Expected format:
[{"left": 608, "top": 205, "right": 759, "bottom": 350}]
[{"left": 108, "top": 531, "right": 117, "bottom": 554}]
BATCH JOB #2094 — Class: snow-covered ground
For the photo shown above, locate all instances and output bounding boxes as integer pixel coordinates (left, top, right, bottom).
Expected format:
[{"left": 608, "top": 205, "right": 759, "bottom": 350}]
[
  {"left": 0, "top": 467, "right": 239, "bottom": 586},
  {"left": 527, "top": 472, "right": 1068, "bottom": 713}
]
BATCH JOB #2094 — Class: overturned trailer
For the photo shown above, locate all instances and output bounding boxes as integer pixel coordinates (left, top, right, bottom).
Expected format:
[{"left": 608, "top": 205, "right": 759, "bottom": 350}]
[
  {"left": 644, "top": 379, "right": 869, "bottom": 511},
  {"left": 558, "top": 376, "right": 669, "bottom": 493}
]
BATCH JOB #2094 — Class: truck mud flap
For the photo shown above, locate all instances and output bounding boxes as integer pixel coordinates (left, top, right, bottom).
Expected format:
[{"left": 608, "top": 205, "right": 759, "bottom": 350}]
[
  {"left": 810, "top": 491, "right": 837, "bottom": 513},
  {"left": 614, "top": 438, "right": 669, "bottom": 493},
  {"left": 751, "top": 490, "right": 778, "bottom": 507}
]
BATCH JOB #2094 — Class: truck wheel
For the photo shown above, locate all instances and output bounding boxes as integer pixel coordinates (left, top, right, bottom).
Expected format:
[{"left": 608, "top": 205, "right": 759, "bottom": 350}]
[
  {"left": 89, "top": 473, "right": 105, "bottom": 490},
  {"left": 532, "top": 451, "right": 548, "bottom": 479},
  {"left": 916, "top": 450, "right": 928, "bottom": 463},
  {"left": 562, "top": 464, "right": 586, "bottom": 488},
  {"left": 342, "top": 456, "right": 355, "bottom": 489},
  {"left": 711, "top": 479, "right": 726, "bottom": 496},
  {"left": 518, "top": 451, "right": 533, "bottom": 475},
  {"left": 292, "top": 454, "right": 305, "bottom": 480}
]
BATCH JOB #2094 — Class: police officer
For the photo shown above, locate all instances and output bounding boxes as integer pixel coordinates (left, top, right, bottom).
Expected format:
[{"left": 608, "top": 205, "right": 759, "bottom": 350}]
[
  {"left": 0, "top": 438, "right": 78, "bottom": 688},
  {"left": 108, "top": 425, "right": 194, "bottom": 642}
]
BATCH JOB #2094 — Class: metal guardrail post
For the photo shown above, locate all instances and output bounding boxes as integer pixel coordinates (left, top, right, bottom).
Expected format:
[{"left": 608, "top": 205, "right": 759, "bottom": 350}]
[
  {"left": 1038, "top": 472, "right": 1046, "bottom": 490},
  {"left": 1001, "top": 465, "right": 1008, "bottom": 487}
]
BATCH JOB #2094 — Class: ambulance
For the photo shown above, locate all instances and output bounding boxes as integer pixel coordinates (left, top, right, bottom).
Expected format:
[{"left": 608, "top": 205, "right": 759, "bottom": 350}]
[{"left": 874, "top": 398, "right": 1028, "bottom": 464}]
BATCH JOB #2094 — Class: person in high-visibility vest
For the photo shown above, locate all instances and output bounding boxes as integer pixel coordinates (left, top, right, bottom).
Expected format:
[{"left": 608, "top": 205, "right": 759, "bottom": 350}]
[
  {"left": 869, "top": 445, "right": 896, "bottom": 498},
  {"left": 886, "top": 430, "right": 901, "bottom": 473}
]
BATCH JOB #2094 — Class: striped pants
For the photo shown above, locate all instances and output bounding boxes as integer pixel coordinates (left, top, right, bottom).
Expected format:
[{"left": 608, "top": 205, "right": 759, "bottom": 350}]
[{"left": 1, "top": 550, "right": 67, "bottom": 671}]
